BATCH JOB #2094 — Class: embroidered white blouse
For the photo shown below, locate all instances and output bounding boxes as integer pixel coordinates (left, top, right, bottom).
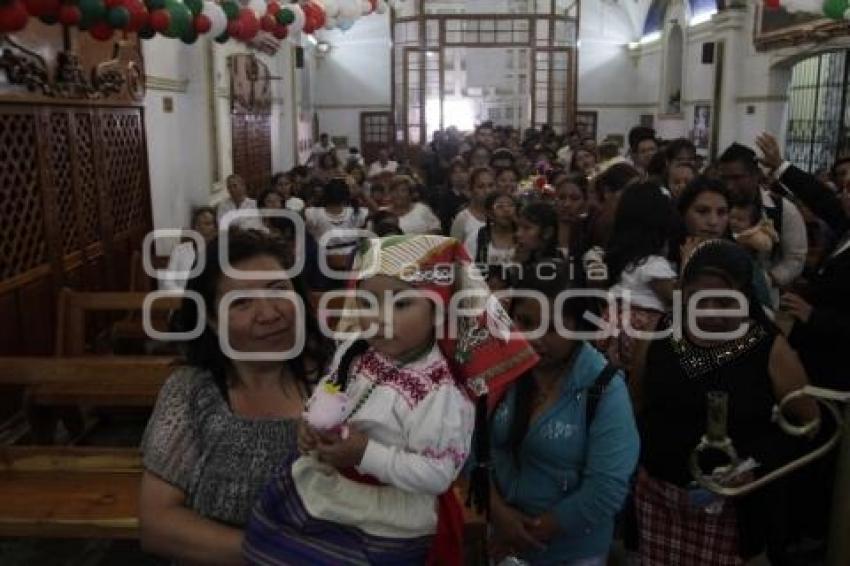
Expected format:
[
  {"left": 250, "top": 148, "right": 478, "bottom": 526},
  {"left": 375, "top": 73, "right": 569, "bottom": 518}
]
[{"left": 293, "top": 342, "right": 474, "bottom": 538}]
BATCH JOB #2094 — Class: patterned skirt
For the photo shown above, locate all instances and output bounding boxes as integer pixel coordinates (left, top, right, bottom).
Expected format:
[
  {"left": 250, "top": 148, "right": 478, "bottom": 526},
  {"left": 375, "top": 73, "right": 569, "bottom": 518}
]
[
  {"left": 634, "top": 470, "right": 742, "bottom": 566},
  {"left": 243, "top": 456, "right": 433, "bottom": 565}
]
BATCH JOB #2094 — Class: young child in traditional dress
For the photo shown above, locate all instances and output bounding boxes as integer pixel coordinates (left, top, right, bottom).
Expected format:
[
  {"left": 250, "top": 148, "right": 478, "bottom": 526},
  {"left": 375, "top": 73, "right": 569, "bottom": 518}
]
[{"left": 243, "top": 235, "right": 537, "bottom": 565}]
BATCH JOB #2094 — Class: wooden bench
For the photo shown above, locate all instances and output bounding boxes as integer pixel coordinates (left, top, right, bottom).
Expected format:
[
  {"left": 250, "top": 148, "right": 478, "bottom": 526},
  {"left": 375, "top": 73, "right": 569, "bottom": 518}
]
[
  {"left": 0, "top": 356, "right": 174, "bottom": 407},
  {"left": 0, "top": 356, "right": 174, "bottom": 409},
  {"left": 55, "top": 288, "right": 182, "bottom": 356},
  {"left": 0, "top": 446, "right": 487, "bottom": 552},
  {"left": 128, "top": 250, "right": 170, "bottom": 294},
  {"left": 0, "top": 446, "right": 141, "bottom": 538}
]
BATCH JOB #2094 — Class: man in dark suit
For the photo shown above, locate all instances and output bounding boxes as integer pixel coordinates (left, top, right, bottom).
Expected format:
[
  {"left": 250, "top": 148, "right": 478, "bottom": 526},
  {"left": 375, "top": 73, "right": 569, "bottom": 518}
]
[{"left": 758, "top": 133, "right": 850, "bottom": 391}]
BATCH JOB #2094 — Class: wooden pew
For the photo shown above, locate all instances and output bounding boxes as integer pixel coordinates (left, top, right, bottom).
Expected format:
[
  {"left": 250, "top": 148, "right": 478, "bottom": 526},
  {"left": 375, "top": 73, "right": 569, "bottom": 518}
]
[
  {"left": 0, "top": 446, "right": 141, "bottom": 538},
  {"left": 128, "top": 250, "right": 170, "bottom": 293},
  {"left": 0, "top": 447, "right": 487, "bottom": 550},
  {"left": 0, "top": 356, "right": 174, "bottom": 409},
  {"left": 54, "top": 288, "right": 182, "bottom": 356}
]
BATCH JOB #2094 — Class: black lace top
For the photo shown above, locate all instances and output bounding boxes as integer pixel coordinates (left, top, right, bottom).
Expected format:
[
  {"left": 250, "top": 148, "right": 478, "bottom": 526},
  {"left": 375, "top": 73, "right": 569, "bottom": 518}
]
[{"left": 640, "top": 320, "right": 782, "bottom": 487}]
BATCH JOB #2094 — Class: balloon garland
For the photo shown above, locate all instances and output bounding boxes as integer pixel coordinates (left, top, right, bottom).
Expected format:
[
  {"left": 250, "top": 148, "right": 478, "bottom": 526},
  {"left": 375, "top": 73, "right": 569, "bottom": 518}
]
[
  {"left": 0, "top": 0, "right": 390, "bottom": 44},
  {"left": 765, "top": 0, "right": 850, "bottom": 20}
]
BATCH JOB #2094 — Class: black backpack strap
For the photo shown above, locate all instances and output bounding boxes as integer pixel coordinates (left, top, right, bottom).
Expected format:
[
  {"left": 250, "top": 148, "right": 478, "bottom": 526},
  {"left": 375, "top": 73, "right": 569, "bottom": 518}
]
[
  {"left": 585, "top": 363, "right": 618, "bottom": 426},
  {"left": 466, "top": 395, "right": 491, "bottom": 517}
]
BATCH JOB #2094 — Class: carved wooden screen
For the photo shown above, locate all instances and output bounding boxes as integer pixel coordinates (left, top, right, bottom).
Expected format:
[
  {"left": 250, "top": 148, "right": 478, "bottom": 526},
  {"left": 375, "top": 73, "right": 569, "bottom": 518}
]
[
  {"left": 232, "top": 113, "right": 272, "bottom": 196},
  {"left": 0, "top": 105, "right": 152, "bottom": 355},
  {"left": 230, "top": 54, "right": 273, "bottom": 197}
]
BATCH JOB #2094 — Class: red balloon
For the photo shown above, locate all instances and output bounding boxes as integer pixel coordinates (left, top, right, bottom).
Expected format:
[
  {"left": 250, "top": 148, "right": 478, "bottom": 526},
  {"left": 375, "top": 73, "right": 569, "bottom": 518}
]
[
  {"left": 126, "top": 1, "right": 148, "bottom": 31},
  {"left": 148, "top": 7, "right": 170, "bottom": 31},
  {"left": 302, "top": 1, "right": 324, "bottom": 34},
  {"left": 271, "top": 22, "right": 287, "bottom": 39},
  {"left": 236, "top": 7, "right": 258, "bottom": 40},
  {"left": 23, "top": 0, "right": 60, "bottom": 17},
  {"left": 0, "top": 1, "right": 30, "bottom": 32},
  {"left": 368, "top": 0, "right": 378, "bottom": 13},
  {"left": 104, "top": 0, "right": 121, "bottom": 8},
  {"left": 260, "top": 13, "right": 274, "bottom": 32},
  {"left": 58, "top": 3, "right": 81, "bottom": 25},
  {"left": 89, "top": 21, "right": 114, "bottom": 40},
  {"left": 193, "top": 12, "right": 209, "bottom": 32},
  {"left": 266, "top": 1, "right": 279, "bottom": 16}
]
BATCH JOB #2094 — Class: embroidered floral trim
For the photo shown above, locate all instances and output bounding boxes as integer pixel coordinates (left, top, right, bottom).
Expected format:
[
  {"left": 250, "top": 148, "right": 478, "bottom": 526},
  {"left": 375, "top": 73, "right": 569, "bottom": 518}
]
[
  {"left": 354, "top": 350, "right": 456, "bottom": 408},
  {"left": 422, "top": 446, "right": 468, "bottom": 469}
]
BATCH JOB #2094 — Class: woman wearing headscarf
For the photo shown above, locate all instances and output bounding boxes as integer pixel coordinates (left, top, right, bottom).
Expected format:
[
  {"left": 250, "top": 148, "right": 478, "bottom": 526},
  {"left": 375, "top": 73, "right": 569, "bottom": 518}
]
[{"left": 632, "top": 240, "right": 819, "bottom": 565}]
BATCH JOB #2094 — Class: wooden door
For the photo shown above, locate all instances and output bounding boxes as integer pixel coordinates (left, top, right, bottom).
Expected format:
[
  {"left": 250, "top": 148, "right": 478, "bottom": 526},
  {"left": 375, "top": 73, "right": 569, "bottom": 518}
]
[
  {"left": 360, "top": 112, "right": 393, "bottom": 164},
  {"left": 230, "top": 54, "right": 272, "bottom": 196}
]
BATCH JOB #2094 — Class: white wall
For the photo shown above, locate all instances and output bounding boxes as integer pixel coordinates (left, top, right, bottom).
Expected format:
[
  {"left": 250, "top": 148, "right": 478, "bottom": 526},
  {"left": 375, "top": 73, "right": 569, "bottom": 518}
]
[
  {"left": 143, "top": 38, "right": 213, "bottom": 250},
  {"left": 143, "top": 35, "right": 307, "bottom": 253},
  {"left": 610, "top": 1, "right": 850, "bottom": 158},
  {"left": 576, "top": 0, "right": 660, "bottom": 143},
  {"left": 313, "top": 13, "right": 392, "bottom": 153}
]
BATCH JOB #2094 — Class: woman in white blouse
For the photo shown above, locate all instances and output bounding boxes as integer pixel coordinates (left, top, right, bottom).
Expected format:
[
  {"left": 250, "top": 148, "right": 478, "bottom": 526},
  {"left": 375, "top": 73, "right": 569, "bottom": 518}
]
[
  {"left": 450, "top": 167, "right": 492, "bottom": 243},
  {"left": 161, "top": 207, "right": 218, "bottom": 292},
  {"left": 387, "top": 175, "right": 441, "bottom": 235}
]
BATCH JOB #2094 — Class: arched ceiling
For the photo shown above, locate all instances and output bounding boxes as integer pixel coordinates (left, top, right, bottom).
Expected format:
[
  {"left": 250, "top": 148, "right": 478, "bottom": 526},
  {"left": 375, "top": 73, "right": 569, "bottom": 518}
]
[{"left": 602, "top": 0, "right": 718, "bottom": 37}]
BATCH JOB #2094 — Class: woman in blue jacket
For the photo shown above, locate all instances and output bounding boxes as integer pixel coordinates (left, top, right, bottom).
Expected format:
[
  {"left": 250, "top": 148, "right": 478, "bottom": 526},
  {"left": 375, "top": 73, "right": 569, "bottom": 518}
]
[{"left": 489, "top": 259, "right": 640, "bottom": 565}]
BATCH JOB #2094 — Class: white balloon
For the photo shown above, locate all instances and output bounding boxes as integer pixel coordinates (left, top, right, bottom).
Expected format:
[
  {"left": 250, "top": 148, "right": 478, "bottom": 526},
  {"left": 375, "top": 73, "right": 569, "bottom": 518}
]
[
  {"left": 247, "top": 0, "right": 266, "bottom": 18},
  {"left": 322, "top": 0, "right": 340, "bottom": 17},
  {"left": 325, "top": 15, "right": 338, "bottom": 28},
  {"left": 287, "top": 30, "right": 302, "bottom": 44},
  {"left": 288, "top": 3, "right": 305, "bottom": 34},
  {"left": 781, "top": 0, "right": 824, "bottom": 13},
  {"left": 338, "top": 17, "right": 354, "bottom": 30},
  {"left": 339, "top": 0, "right": 360, "bottom": 19},
  {"left": 202, "top": 0, "right": 228, "bottom": 37}
]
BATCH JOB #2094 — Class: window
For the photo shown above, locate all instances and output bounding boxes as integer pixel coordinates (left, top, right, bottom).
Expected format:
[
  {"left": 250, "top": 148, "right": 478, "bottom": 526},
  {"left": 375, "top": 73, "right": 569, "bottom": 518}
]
[{"left": 785, "top": 50, "right": 850, "bottom": 173}]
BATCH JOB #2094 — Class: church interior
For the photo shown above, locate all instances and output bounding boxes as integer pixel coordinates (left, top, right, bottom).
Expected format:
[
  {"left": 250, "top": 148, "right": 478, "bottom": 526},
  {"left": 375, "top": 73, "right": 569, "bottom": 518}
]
[{"left": 1, "top": 0, "right": 850, "bottom": 565}]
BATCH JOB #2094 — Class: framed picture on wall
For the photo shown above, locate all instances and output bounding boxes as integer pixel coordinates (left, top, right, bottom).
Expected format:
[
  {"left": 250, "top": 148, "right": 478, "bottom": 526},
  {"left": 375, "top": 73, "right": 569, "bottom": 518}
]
[
  {"left": 754, "top": 4, "right": 844, "bottom": 51},
  {"left": 693, "top": 104, "right": 711, "bottom": 150},
  {"left": 575, "top": 111, "right": 598, "bottom": 140}
]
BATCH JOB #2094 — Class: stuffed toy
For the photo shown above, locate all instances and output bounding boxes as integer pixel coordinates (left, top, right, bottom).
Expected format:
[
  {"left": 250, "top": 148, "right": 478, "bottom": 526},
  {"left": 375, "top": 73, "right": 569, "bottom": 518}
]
[{"left": 303, "top": 382, "right": 352, "bottom": 439}]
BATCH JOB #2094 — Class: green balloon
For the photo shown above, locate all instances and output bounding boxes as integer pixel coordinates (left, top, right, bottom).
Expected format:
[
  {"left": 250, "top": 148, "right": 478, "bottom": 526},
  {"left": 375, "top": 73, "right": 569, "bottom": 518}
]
[
  {"left": 221, "top": 0, "right": 239, "bottom": 20},
  {"left": 184, "top": 0, "right": 202, "bottom": 16},
  {"left": 823, "top": 0, "right": 849, "bottom": 19},
  {"left": 276, "top": 8, "right": 294, "bottom": 25},
  {"left": 78, "top": 0, "right": 106, "bottom": 23},
  {"left": 214, "top": 31, "right": 229, "bottom": 43},
  {"left": 107, "top": 6, "right": 131, "bottom": 28},
  {"left": 164, "top": 0, "right": 191, "bottom": 37}
]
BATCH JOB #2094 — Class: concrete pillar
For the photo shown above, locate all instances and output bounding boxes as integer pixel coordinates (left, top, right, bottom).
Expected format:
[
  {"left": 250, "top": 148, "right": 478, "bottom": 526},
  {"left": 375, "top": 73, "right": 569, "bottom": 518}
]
[{"left": 711, "top": 7, "right": 747, "bottom": 154}]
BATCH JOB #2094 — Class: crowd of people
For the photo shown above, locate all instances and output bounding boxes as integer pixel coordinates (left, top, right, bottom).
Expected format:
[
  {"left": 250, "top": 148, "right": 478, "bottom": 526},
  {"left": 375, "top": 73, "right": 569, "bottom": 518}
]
[{"left": 142, "top": 121, "right": 850, "bottom": 565}]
